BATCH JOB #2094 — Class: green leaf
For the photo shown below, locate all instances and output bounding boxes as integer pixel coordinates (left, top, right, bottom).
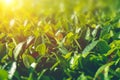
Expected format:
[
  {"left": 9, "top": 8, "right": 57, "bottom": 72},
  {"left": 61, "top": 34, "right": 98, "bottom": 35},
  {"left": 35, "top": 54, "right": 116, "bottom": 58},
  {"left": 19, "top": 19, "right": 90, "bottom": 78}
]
[
  {"left": 85, "top": 27, "right": 91, "bottom": 41},
  {"left": 36, "top": 43, "right": 46, "bottom": 55},
  {"left": 92, "top": 25, "right": 100, "bottom": 38},
  {"left": 59, "top": 47, "right": 69, "bottom": 55},
  {"left": 109, "top": 68, "right": 120, "bottom": 79},
  {"left": 65, "top": 32, "right": 75, "bottom": 45},
  {"left": 37, "top": 69, "right": 47, "bottom": 80},
  {"left": 100, "top": 25, "right": 111, "bottom": 39},
  {"left": 0, "top": 43, "right": 6, "bottom": 59},
  {"left": 0, "top": 33, "right": 6, "bottom": 40},
  {"left": 109, "top": 40, "right": 120, "bottom": 48},
  {"left": 105, "top": 48, "right": 117, "bottom": 56},
  {"left": 66, "top": 32, "right": 74, "bottom": 39},
  {"left": 82, "top": 40, "right": 99, "bottom": 55},
  {"left": 26, "top": 36, "right": 34, "bottom": 48},
  {"left": 6, "top": 42, "right": 15, "bottom": 58},
  {"left": 104, "top": 66, "right": 110, "bottom": 80},
  {"left": 13, "top": 42, "right": 25, "bottom": 61},
  {"left": 50, "top": 61, "right": 60, "bottom": 70},
  {"left": 40, "top": 75, "right": 51, "bottom": 80},
  {"left": 54, "top": 53, "right": 69, "bottom": 69},
  {"left": 94, "top": 61, "right": 115, "bottom": 80},
  {"left": 77, "top": 73, "right": 87, "bottom": 80},
  {"left": 8, "top": 62, "right": 17, "bottom": 79},
  {"left": 0, "top": 69, "right": 8, "bottom": 80},
  {"left": 95, "top": 40, "right": 110, "bottom": 54},
  {"left": 116, "top": 68, "right": 120, "bottom": 77},
  {"left": 13, "top": 71, "right": 20, "bottom": 80},
  {"left": 22, "top": 54, "right": 36, "bottom": 68},
  {"left": 70, "top": 54, "right": 80, "bottom": 70},
  {"left": 64, "top": 52, "right": 72, "bottom": 59}
]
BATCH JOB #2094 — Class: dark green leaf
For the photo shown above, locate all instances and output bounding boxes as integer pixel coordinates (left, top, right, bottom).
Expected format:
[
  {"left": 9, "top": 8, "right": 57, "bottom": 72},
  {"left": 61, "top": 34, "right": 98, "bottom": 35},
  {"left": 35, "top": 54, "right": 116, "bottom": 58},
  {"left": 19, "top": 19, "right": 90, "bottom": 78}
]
[{"left": 94, "top": 61, "right": 115, "bottom": 80}]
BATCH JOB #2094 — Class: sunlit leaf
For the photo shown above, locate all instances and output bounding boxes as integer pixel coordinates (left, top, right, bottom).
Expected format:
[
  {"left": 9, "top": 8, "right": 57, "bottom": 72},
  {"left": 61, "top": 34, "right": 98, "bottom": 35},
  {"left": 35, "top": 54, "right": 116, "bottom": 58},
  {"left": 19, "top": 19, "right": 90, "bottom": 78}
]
[
  {"left": 70, "top": 54, "right": 80, "bottom": 70},
  {"left": 0, "top": 69, "right": 8, "bottom": 80},
  {"left": 8, "top": 62, "right": 17, "bottom": 79},
  {"left": 64, "top": 52, "right": 72, "bottom": 59},
  {"left": 66, "top": 32, "right": 74, "bottom": 39},
  {"left": 36, "top": 43, "right": 46, "bottom": 55},
  {"left": 26, "top": 36, "right": 34, "bottom": 48},
  {"left": 85, "top": 27, "right": 91, "bottom": 40},
  {"left": 10, "top": 19, "right": 15, "bottom": 27},
  {"left": 92, "top": 25, "right": 101, "bottom": 38},
  {"left": 82, "top": 40, "right": 99, "bottom": 54},
  {"left": 13, "top": 42, "right": 25, "bottom": 60},
  {"left": 0, "top": 0, "right": 119, "bottom": 80},
  {"left": 77, "top": 73, "right": 87, "bottom": 80}
]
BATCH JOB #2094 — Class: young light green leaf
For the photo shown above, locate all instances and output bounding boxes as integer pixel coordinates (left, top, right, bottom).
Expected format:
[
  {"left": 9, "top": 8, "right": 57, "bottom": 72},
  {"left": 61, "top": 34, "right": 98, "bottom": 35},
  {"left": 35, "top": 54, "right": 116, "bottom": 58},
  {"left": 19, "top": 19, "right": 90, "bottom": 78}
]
[
  {"left": 70, "top": 54, "right": 80, "bottom": 70},
  {"left": 0, "top": 69, "right": 8, "bottom": 80},
  {"left": 77, "top": 73, "right": 87, "bottom": 80},
  {"left": 66, "top": 32, "right": 74, "bottom": 39},
  {"left": 36, "top": 43, "right": 46, "bottom": 55},
  {"left": 105, "top": 48, "right": 116, "bottom": 56}
]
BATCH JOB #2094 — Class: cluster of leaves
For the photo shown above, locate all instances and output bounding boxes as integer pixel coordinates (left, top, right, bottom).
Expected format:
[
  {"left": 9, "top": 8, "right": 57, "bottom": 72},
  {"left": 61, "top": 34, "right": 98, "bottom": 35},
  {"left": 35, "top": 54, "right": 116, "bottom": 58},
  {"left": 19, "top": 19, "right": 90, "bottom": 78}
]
[{"left": 0, "top": 0, "right": 120, "bottom": 80}]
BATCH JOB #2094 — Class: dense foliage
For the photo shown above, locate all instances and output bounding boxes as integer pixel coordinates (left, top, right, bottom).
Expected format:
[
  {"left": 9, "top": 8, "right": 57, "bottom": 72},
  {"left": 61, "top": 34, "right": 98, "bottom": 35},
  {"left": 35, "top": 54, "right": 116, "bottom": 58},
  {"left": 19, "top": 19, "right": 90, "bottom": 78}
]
[{"left": 0, "top": 0, "right": 120, "bottom": 80}]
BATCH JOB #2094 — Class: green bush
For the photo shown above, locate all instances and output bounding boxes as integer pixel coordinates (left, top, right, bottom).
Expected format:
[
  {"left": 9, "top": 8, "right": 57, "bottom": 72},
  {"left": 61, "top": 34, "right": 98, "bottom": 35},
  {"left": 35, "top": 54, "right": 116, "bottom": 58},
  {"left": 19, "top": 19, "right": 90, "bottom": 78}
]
[{"left": 0, "top": 0, "right": 120, "bottom": 80}]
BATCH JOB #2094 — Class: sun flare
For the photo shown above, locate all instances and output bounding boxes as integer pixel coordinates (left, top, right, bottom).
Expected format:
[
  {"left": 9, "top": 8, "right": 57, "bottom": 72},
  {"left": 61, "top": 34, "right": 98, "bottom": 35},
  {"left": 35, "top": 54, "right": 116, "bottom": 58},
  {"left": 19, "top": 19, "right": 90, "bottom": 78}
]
[
  {"left": 3, "top": 0, "right": 16, "bottom": 7},
  {"left": 1, "top": 0, "right": 17, "bottom": 10},
  {"left": 5, "top": 0, "right": 13, "bottom": 4},
  {"left": 6, "top": 0, "right": 11, "bottom": 3}
]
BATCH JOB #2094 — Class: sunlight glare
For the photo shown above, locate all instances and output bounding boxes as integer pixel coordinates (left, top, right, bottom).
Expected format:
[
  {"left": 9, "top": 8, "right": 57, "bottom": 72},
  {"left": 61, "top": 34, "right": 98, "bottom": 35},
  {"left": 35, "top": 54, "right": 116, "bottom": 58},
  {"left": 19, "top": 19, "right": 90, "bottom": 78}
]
[{"left": 5, "top": 0, "right": 13, "bottom": 4}]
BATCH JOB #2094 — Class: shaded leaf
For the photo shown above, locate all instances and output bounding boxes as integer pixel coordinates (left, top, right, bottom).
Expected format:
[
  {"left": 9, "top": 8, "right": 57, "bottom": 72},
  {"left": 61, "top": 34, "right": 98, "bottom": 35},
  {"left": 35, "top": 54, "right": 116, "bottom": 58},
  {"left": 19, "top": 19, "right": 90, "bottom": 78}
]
[
  {"left": 95, "top": 40, "right": 110, "bottom": 54},
  {"left": 58, "top": 47, "right": 69, "bottom": 55},
  {"left": 22, "top": 54, "right": 36, "bottom": 68},
  {"left": 94, "top": 61, "right": 115, "bottom": 80}
]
